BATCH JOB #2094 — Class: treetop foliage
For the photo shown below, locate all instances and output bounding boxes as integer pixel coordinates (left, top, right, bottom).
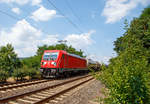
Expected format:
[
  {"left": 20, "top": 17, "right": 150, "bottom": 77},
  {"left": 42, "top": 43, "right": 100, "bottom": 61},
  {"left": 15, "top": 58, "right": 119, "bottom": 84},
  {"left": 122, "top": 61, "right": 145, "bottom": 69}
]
[
  {"left": 0, "top": 44, "right": 22, "bottom": 81},
  {"left": 36, "top": 44, "right": 84, "bottom": 57},
  {"left": 0, "top": 44, "right": 21, "bottom": 73},
  {"left": 99, "top": 7, "right": 150, "bottom": 104},
  {"left": 114, "top": 7, "right": 150, "bottom": 56}
]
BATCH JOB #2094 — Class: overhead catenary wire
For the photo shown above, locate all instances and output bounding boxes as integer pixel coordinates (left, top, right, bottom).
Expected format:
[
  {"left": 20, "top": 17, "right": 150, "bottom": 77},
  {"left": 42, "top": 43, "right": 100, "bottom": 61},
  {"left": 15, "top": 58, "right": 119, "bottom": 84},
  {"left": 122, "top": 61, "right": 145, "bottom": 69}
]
[
  {"left": 11, "top": 6, "right": 50, "bottom": 34},
  {"left": 1, "top": 1, "right": 83, "bottom": 34},
  {"left": 0, "top": 10, "right": 20, "bottom": 21},
  {"left": 47, "top": 0, "right": 83, "bottom": 33},
  {"left": 64, "top": 0, "right": 83, "bottom": 26},
  {"left": 6, "top": 4, "right": 31, "bottom": 20},
  {"left": 0, "top": 9, "right": 51, "bottom": 38}
]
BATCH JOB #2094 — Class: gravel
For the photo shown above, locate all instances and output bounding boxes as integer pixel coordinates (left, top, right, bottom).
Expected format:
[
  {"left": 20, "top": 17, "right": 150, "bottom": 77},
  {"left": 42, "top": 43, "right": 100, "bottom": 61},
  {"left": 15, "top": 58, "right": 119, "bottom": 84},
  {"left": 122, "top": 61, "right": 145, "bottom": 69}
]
[
  {"left": 59, "top": 79, "right": 105, "bottom": 104},
  {"left": 0, "top": 75, "right": 105, "bottom": 104},
  {"left": 0, "top": 75, "right": 89, "bottom": 99}
]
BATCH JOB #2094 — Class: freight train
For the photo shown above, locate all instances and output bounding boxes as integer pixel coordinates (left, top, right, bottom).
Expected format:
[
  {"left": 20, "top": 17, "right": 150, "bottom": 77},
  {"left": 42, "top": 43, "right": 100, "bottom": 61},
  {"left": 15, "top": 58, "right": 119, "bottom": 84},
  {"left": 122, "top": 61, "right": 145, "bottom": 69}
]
[{"left": 40, "top": 50, "right": 100, "bottom": 78}]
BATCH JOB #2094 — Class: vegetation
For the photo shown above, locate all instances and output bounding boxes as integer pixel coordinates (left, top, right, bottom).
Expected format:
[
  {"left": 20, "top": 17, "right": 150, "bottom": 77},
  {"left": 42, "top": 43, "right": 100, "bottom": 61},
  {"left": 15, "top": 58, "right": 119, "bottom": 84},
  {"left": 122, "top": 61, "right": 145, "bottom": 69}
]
[
  {"left": 0, "top": 70, "right": 9, "bottom": 82},
  {"left": 22, "top": 56, "right": 41, "bottom": 70},
  {"left": 0, "top": 44, "right": 21, "bottom": 82},
  {"left": 36, "top": 44, "right": 84, "bottom": 57},
  {"left": 13, "top": 67, "right": 27, "bottom": 81},
  {"left": 27, "top": 68, "right": 41, "bottom": 79},
  {"left": 97, "top": 7, "right": 150, "bottom": 104}
]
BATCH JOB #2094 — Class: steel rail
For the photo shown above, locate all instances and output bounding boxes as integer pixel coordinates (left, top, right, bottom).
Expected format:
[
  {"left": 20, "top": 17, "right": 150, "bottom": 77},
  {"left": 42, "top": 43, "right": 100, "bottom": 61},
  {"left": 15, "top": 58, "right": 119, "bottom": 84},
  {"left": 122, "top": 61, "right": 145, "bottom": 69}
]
[
  {"left": 0, "top": 75, "right": 91, "bottom": 103},
  {"left": 0, "top": 79, "right": 41, "bottom": 87},
  {"left": 0, "top": 80, "right": 50, "bottom": 91},
  {"left": 34, "top": 77, "right": 94, "bottom": 104}
]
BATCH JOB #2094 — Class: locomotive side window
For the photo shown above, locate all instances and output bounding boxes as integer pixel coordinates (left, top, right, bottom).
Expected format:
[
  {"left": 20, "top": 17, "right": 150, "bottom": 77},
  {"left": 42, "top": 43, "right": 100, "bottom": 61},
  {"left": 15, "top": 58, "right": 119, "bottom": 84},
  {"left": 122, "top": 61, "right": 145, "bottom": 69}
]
[{"left": 43, "top": 52, "right": 58, "bottom": 61}]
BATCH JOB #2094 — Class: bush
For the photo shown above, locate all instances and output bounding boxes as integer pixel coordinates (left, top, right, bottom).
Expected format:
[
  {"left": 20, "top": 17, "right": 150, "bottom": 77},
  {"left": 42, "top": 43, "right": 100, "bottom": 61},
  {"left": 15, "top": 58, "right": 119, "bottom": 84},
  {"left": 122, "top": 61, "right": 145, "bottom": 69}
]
[
  {"left": 27, "top": 68, "right": 41, "bottom": 79},
  {"left": 12, "top": 65, "right": 41, "bottom": 81},
  {"left": 99, "top": 47, "right": 150, "bottom": 104},
  {"left": 0, "top": 70, "right": 9, "bottom": 82},
  {"left": 12, "top": 68, "right": 27, "bottom": 81},
  {"left": 97, "top": 7, "right": 150, "bottom": 104}
]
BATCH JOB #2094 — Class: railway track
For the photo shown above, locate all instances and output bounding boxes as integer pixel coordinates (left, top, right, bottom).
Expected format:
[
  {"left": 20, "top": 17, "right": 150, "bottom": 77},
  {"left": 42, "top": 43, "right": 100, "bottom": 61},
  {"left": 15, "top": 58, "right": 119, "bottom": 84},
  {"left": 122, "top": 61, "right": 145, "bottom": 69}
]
[
  {"left": 0, "top": 75, "right": 93, "bottom": 104},
  {"left": 0, "top": 79, "right": 51, "bottom": 91},
  {"left": 0, "top": 79, "right": 43, "bottom": 87}
]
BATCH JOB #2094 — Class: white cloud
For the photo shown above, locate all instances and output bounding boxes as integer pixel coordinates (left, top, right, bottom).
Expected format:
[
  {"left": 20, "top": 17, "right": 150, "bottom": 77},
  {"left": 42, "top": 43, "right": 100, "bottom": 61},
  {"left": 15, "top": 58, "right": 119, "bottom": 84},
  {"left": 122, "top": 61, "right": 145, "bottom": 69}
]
[
  {"left": 102, "top": 0, "right": 150, "bottom": 23},
  {"left": 31, "top": 6, "right": 56, "bottom": 22},
  {"left": 65, "top": 30, "right": 95, "bottom": 50},
  {"left": 0, "top": 19, "right": 95, "bottom": 57},
  {"left": 87, "top": 54, "right": 113, "bottom": 65},
  {"left": 102, "top": 56, "right": 112, "bottom": 64},
  {"left": 0, "top": 0, "right": 42, "bottom": 6},
  {"left": 32, "top": 0, "right": 42, "bottom": 6},
  {"left": 0, "top": 19, "right": 58, "bottom": 57},
  {"left": 11, "top": 7, "right": 21, "bottom": 14},
  {"left": 0, "top": 0, "right": 29, "bottom": 5}
]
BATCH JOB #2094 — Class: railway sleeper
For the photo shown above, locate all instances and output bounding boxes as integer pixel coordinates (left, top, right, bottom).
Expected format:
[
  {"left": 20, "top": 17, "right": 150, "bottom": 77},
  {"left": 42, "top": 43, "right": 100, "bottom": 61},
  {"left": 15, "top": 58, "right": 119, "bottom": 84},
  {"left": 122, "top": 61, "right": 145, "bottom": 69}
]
[
  {"left": 0, "top": 75, "right": 91, "bottom": 104},
  {"left": 17, "top": 98, "right": 34, "bottom": 104}
]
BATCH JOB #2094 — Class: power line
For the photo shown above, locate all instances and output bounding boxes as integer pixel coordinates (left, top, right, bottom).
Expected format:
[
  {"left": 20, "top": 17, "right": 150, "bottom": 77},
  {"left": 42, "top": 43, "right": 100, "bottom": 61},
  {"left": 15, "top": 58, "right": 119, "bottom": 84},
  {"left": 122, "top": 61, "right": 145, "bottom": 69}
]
[
  {"left": 6, "top": 4, "right": 30, "bottom": 20},
  {"left": 0, "top": 9, "right": 50, "bottom": 37},
  {"left": 0, "top": 10, "right": 20, "bottom": 21},
  {"left": 6, "top": 5, "right": 49, "bottom": 33},
  {"left": 47, "top": 0, "right": 83, "bottom": 33},
  {"left": 64, "top": 0, "right": 83, "bottom": 26}
]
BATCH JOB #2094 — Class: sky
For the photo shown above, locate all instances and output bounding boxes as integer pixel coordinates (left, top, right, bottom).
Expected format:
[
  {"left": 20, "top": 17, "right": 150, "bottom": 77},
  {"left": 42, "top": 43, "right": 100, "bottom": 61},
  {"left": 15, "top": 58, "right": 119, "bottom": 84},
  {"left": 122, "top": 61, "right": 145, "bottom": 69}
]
[{"left": 0, "top": 0, "right": 150, "bottom": 64}]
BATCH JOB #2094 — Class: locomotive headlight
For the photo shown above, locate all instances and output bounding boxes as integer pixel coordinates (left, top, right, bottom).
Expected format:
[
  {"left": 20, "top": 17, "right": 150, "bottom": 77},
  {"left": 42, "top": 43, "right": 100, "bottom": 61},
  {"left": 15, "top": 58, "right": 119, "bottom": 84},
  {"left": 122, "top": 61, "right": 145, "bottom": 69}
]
[
  {"left": 43, "top": 62, "right": 47, "bottom": 65},
  {"left": 51, "top": 62, "right": 56, "bottom": 66}
]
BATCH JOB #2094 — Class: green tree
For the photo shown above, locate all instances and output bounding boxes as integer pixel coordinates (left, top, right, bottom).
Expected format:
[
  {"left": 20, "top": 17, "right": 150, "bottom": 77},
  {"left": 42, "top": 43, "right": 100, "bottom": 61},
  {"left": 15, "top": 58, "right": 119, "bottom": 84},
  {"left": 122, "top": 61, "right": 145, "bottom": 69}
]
[
  {"left": 101, "top": 39, "right": 150, "bottom": 104},
  {"left": 99, "top": 7, "right": 150, "bottom": 104},
  {"left": 22, "top": 56, "right": 41, "bottom": 69},
  {"left": 36, "top": 44, "right": 84, "bottom": 57},
  {"left": 0, "top": 44, "right": 21, "bottom": 75},
  {"left": 114, "top": 7, "right": 150, "bottom": 57}
]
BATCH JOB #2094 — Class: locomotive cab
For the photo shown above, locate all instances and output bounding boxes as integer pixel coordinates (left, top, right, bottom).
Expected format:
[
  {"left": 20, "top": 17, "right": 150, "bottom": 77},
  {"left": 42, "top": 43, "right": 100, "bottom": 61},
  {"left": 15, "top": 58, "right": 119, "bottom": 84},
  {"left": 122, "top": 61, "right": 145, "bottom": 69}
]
[
  {"left": 42, "top": 52, "right": 58, "bottom": 67},
  {"left": 40, "top": 51, "right": 60, "bottom": 77}
]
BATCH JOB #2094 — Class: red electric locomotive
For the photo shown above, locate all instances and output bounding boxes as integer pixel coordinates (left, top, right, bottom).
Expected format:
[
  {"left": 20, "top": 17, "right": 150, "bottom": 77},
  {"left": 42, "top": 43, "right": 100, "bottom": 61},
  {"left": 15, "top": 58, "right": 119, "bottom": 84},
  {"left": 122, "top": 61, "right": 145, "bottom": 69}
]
[{"left": 40, "top": 50, "right": 87, "bottom": 77}]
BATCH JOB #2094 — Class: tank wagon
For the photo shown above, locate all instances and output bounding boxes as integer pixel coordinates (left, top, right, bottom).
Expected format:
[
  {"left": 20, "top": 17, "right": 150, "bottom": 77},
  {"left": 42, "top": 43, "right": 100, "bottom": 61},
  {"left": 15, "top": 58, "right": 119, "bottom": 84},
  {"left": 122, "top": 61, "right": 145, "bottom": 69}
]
[
  {"left": 40, "top": 50, "right": 100, "bottom": 78},
  {"left": 87, "top": 59, "right": 101, "bottom": 71}
]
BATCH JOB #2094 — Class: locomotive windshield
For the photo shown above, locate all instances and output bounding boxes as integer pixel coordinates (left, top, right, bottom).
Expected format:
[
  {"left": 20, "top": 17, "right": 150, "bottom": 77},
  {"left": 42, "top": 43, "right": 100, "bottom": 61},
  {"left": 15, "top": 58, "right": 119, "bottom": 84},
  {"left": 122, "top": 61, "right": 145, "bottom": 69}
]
[{"left": 43, "top": 52, "right": 58, "bottom": 61}]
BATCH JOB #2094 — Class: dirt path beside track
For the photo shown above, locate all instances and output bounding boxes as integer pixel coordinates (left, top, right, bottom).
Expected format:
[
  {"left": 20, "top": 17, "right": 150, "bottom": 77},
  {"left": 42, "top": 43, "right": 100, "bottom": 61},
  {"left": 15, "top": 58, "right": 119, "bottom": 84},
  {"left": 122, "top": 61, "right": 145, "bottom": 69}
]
[{"left": 59, "top": 79, "right": 105, "bottom": 104}]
